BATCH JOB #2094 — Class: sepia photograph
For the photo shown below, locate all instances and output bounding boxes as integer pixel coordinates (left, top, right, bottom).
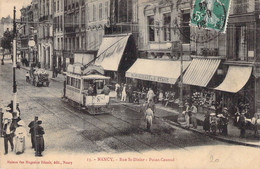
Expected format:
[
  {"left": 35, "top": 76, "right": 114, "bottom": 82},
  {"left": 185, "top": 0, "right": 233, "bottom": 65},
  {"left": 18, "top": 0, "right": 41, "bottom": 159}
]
[{"left": 0, "top": 0, "right": 260, "bottom": 168}]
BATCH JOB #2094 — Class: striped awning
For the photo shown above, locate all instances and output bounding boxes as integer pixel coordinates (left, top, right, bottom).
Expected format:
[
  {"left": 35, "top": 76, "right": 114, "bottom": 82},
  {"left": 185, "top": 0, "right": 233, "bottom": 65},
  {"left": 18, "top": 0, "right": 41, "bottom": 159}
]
[
  {"left": 183, "top": 58, "right": 221, "bottom": 87},
  {"left": 214, "top": 66, "right": 252, "bottom": 93}
]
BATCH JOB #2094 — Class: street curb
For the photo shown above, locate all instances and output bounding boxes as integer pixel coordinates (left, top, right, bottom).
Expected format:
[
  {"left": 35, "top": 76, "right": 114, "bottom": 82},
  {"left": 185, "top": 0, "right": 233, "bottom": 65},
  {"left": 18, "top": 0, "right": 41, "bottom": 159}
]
[
  {"left": 117, "top": 100, "right": 260, "bottom": 148},
  {"left": 163, "top": 119, "right": 260, "bottom": 148}
]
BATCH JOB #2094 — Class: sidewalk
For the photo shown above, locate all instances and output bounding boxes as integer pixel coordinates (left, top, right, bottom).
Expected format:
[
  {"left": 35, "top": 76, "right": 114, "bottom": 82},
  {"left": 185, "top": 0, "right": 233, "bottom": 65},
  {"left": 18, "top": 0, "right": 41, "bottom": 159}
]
[
  {"left": 20, "top": 65, "right": 65, "bottom": 83},
  {"left": 110, "top": 94, "right": 260, "bottom": 147}
]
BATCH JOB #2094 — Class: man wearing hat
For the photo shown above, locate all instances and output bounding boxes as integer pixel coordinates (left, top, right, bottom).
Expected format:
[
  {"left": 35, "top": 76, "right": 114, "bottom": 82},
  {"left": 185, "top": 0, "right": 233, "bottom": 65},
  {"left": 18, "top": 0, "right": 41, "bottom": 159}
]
[
  {"left": 3, "top": 114, "right": 15, "bottom": 155},
  {"left": 221, "top": 107, "right": 229, "bottom": 136},
  {"left": 35, "top": 120, "right": 45, "bottom": 156},
  {"left": 28, "top": 117, "right": 38, "bottom": 149}
]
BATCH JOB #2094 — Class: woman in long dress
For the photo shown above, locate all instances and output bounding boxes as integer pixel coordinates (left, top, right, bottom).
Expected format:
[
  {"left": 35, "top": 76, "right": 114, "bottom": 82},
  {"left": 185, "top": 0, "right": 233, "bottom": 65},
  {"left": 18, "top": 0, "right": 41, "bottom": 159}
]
[{"left": 14, "top": 120, "right": 27, "bottom": 154}]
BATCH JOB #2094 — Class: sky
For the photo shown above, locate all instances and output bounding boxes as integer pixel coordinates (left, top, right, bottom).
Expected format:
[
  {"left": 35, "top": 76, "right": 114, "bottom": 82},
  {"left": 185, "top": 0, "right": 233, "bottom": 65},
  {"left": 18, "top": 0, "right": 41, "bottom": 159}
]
[{"left": 0, "top": 0, "right": 31, "bottom": 19}]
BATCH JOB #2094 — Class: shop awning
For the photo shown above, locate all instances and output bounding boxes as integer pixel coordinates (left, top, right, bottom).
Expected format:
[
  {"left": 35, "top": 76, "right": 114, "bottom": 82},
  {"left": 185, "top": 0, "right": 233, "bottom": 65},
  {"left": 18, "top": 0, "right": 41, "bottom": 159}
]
[
  {"left": 214, "top": 66, "right": 252, "bottom": 93},
  {"left": 126, "top": 59, "right": 191, "bottom": 84},
  {"left": 183, "top": 58, "right": 221, "bottom": 87},
  {"left": 95, "top": 35, "right": 130, "bottom": 71}
]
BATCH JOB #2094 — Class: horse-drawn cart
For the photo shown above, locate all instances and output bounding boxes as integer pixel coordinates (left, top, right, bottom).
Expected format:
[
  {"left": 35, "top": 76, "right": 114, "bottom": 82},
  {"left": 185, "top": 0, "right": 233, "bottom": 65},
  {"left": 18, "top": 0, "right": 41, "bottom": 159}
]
[{"left": 28, "top": 68, "right": 50, "bottom": 87}]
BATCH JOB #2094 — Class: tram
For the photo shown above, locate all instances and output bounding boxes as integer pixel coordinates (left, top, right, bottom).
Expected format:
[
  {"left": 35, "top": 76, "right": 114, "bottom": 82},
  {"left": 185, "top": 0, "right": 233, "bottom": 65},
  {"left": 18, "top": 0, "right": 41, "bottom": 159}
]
[{"left": 64, "top": 63, "right": 111, "bottom": 115}]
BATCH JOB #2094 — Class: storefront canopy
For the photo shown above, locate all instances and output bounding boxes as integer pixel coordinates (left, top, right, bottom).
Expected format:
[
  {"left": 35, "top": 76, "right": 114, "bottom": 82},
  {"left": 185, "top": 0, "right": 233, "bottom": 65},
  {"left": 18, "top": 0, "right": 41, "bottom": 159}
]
[
  {"left": 95, "top": 35, "right": 130, "bottom": 71},
  {"left": 214, "top": 66, "right": 252, "bottom": 93},
  {"left": 126, "top": 59, "right": 191, "bottom": 84},
  {"left": 183, "top": 58, "right": 221, "bottom": 87}
]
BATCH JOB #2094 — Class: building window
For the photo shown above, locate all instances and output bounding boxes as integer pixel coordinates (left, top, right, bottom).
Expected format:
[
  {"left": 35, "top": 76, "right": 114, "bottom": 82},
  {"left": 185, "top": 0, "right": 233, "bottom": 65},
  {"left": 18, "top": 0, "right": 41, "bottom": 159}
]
[
  {"left": 54, "top": 0, "right": 56, "bottom": 12},
  {"left": 61, "top": 37, "right": 63, "bottom": 50},
  {"left": 105, "top": 1, "right": 108, "bottom": 19},
  {"left": 93, "top": 4, "right": 96, "bottom": 21},
  {"left": 163, "top": 13, "right": 171, "bottom": 41},
  {"left": 99, "top": 3, "right": 103, "bottom": 20},
  {"left": 147, "top": 15, "right": 155, "bottom": 42},
  {"left": 57, "top": 0, "right": 59, "bottom": 11},
  {"left": 57, "top": 38, "right": 60, "bottom": 50},
  {"left": 61, "top": 16, "right": 63, "bottom": 31},
  {"left": 81, "top": 9, "right": 85, "bottom": 27},
  {"left": 182, "top": 13, "right": 190, "bottom": 44},
  {"left": 76, "top": 37, "right": 79, "bottom": 50}
]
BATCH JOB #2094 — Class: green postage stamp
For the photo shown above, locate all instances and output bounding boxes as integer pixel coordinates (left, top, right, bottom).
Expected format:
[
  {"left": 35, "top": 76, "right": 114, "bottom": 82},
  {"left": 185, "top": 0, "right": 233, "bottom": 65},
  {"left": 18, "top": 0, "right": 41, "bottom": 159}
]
[{"left": 190, "top": 0, "right": 232, "bottom": 33}]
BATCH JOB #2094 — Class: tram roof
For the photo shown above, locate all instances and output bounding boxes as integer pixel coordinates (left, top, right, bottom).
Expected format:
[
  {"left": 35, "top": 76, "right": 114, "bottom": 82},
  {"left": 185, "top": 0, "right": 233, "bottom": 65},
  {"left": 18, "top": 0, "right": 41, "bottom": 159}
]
[
  {"left": 82, "top": 74, "right": 110, "bottom": 80},
  {"left": 66, "top": 72, "right": 110, "bottom": 80}
]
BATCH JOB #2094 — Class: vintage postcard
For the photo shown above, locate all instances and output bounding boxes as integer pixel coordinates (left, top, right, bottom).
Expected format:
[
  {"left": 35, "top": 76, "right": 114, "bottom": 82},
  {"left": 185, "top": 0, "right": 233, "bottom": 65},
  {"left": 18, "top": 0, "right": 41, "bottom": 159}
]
[{"left": 0, "top": 0, "right": 260, "bottom": 169}]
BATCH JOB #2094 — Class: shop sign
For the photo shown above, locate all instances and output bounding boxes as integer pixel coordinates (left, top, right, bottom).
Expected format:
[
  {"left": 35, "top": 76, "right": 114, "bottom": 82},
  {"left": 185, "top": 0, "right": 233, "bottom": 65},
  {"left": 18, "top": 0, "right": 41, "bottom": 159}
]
[{"left": 127, "top": 72, "right": 175, "bottom": 84}]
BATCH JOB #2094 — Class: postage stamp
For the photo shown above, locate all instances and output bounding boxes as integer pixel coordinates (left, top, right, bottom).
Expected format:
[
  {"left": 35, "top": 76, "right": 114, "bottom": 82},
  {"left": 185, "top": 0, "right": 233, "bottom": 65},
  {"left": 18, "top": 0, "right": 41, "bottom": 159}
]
[{"left": 190, "top": 0, "right": 232, "bottom": 33}]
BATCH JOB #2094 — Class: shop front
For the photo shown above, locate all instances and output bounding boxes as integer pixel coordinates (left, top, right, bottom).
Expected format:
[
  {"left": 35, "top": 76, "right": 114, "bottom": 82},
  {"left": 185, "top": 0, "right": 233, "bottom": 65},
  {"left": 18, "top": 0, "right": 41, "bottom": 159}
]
[
  {"left": 94, "top": 34, "right": 137, "bottom": 85},
  {"left": 183, "top": 58, "right": 223, "bottom": 114},
  {"left": 126, "top": 58, "right": 190, "bottom": 105},
  {"left": 214, "top": 65, "right": 255, "bottom": 118}
]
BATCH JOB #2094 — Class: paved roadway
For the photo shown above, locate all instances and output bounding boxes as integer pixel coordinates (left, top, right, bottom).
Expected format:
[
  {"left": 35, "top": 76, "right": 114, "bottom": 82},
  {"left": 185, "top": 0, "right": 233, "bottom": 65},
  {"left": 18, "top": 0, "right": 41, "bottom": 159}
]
[{"left": 0, "top": 61, "right": 259, "bottom": 169}]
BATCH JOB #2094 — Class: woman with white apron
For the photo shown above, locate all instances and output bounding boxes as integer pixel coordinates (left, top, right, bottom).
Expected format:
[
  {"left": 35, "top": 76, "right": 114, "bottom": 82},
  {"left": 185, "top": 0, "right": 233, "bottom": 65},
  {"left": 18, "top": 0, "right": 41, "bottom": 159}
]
[{"left": 14, "top": 120, "right": 27, "bottom": 154}]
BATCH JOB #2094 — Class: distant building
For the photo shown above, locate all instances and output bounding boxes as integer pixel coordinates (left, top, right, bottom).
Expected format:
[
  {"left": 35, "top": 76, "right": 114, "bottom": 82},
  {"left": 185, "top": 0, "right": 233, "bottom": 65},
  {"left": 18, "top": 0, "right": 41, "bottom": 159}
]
[{"left": 0, "top": 15, "right": 13, "bottom": 39}]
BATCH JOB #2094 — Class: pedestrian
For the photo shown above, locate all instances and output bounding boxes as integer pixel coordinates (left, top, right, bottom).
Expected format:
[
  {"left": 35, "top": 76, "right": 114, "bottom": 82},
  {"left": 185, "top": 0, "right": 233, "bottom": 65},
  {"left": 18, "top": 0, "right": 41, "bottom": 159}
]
[
  {"left": 147, "top": 88, "right": 155, "bottom": 101},
  {"left": 144, "top": 99, "right": 156, "bottom": 131},
  {"left": 203, "top": 113, "right": 210, "bottom": 133},
  {"left": 121, "top": 84, "right": 127, "bottom": 102},
  {"left": 190, "top": 103, "right": 198, "bottom": 129},
  {"left": 103, "top": 85, "right": 110, "bottom": 95},
  {"left": 28, "top": 117, "right": 38, "bottom": 149},
  {"left": 14, "top": 120, "right": 26, "bottom": 154},
  {"left": 26, "top": 72, "right": 30, "bottom": 82},
  {"left": 3, "top": 116, "right": 15, "bottom": 155},
  {"left": 238, "top": 111, "right": 246, "bottom": 138},
  {"left": 7, "top": 100, "right": 13, "bottom": 113},
  {"left": 221, "top": 107, "right": 229, "bottom": 136},
  {"left": 115, "top": 83, "right": 120, "bottom": 99},
  {"left": 128, "top": 85, "right": 133, "bottom": 103},
  {"left": 209, "top": 113, "right": 217, "bottom": 135},
  {"left": 35, "top": 120, "right": 45, "bottom": 157}
]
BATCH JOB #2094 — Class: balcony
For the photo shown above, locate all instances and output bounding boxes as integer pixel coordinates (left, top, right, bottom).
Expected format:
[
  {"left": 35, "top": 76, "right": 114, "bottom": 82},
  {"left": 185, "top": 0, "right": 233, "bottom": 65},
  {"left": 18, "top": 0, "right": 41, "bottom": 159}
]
[
  {"left": 39, "top": 15, "right": 52, "bottom": 22},
  {"left": 105, "top": 23, "right": 138, "bottom": 35}
]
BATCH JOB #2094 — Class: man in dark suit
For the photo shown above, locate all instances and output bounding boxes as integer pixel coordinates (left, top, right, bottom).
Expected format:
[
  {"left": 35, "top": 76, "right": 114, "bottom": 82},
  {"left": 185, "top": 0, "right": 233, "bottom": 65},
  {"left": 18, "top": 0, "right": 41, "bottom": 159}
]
[
  {"left": 3, "top": 118, "right": 15, "bottom": 155},
  {"left": 28, "top": 117, "right": 38, "bottom": 149},
  {"left": 35, "top": 120, "right": 45, "bottom": 156}
]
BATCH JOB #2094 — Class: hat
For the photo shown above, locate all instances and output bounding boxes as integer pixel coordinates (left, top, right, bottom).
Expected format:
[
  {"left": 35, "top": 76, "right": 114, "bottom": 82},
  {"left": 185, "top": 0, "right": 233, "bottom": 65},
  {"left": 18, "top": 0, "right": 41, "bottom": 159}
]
[
  {"left": 223, "top": 107, "right": 228, "bottom": 111},
  {"left": 210, "top": 113, "right": 216, "bottom": 116},
  {"left": 37, "top": 120, "right": 42, "bottom": 124},
  {"left": 217, "top": 114, "right": 224, "bottom": 118},
  {"left": 18, "top": 120, "right": 25, "bottom": 126}
]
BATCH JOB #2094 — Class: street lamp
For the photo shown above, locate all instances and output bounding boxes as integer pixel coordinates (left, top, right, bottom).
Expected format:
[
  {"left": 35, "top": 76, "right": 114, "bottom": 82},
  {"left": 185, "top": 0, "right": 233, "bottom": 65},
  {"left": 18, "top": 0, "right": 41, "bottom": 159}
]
[{"left": 12, "top": 6, "right": 17, "bottom": 119}]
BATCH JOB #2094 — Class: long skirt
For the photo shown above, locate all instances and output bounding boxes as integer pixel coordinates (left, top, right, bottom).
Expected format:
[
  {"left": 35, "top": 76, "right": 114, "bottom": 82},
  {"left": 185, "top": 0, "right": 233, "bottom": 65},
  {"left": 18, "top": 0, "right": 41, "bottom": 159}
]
[
  {"left": 36, "top": 136, "right": 45, "bottom": 153},
  {"left": 15, "top": 136, "right": 25, "bottom": 154},
  {"left": 146, "top": 115, "right": 153, "bottom": 129}
]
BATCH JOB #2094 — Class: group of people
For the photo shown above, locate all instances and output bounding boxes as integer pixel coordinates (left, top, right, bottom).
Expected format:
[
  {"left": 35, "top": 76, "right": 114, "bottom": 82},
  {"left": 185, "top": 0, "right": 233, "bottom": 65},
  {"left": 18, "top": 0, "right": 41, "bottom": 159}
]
[
  {"left": 1, "top": 101, "right": 45, "bottom": 156},
  {"left": 115, "top": 83, "right": 136, "bottom": 103},
  {"left": 179, "top": 102, "right": 198, "bottom": 129},
  {"left": 203, "top": 107, "right": 229, "bottom": 136}
]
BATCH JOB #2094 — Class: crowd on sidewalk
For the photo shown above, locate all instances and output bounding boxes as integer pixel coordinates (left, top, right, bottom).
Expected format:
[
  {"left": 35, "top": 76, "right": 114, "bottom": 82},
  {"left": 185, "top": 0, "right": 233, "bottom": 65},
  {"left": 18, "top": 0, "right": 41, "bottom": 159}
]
[
  {"left": 113, "top": 83, "right": 260, "bottom": 140},
  {"left": 1, "top": 101, "right": 45, "bottom": 156}
]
